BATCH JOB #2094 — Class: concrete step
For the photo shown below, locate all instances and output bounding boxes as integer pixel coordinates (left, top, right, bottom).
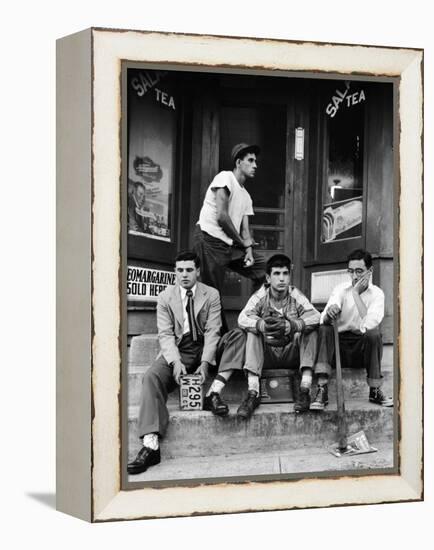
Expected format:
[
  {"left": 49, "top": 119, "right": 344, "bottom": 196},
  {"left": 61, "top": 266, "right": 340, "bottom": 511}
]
[
  {"left": 127, "top": 440, "right": 394, "bottom": 483},
  {"left": 129, "top": 334, "right": 160, "bottom": 367},
  {"left": 128, "top": 359, "right": 394, "bottom": 407},
  {"left": 128, "top": 398, "right": 394, "bottom": 461}
]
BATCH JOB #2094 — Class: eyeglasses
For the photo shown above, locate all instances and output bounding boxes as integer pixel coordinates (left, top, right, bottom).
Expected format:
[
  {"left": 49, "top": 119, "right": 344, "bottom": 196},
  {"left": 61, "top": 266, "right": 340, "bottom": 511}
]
[{"left": 347, "top": 268, "right": 367, "bottom": 276}]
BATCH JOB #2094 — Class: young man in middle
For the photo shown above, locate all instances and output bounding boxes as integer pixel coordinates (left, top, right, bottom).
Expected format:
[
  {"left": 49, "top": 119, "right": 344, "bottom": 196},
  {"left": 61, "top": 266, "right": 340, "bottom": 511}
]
[{"left": 204, "top": 254, "right": 320, "bottom": 419}]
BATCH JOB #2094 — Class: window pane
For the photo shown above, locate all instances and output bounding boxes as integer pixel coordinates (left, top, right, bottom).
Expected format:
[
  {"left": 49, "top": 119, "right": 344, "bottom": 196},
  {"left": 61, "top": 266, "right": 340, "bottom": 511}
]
[
  {"left": 222, "top": 271, "right": 243, "bottom": 297},
  {"left": 251, "top": 228, "right": 284, "bottom": 250},
  {"left": 252, "top": 211, "right": 284, "bottom": 226},
  {"left": 322, "top": 83, "right": 365, "bottom": 243}
]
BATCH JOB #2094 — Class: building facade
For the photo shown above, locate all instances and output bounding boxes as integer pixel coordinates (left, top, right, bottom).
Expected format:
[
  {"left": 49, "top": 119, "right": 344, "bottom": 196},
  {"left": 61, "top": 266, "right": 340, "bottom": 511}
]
[{"left": 126, "top": 67, "right": 394, "bottom": 343}]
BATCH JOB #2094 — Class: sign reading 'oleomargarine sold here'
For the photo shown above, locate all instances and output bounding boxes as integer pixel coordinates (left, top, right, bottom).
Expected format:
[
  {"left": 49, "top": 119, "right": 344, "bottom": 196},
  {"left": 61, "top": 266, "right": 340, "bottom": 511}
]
[{"left": 127, "top": 266, "right": 176, "bottom": 302}]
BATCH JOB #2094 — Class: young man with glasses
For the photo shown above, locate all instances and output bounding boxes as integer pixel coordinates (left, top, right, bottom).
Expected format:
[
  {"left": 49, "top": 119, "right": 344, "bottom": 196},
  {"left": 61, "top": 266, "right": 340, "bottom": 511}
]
[{"left": 311, "top": 248, "right": 393, "bottom": 410}]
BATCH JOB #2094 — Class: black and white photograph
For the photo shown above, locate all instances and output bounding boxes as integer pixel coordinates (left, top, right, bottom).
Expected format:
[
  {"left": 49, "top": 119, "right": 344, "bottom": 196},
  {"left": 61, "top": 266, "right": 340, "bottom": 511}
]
[
  {"left": 124, "top": 65, "right": 397, "bottom": 485},
  {"left": 2, "top": 0, "right": 431, "bottom": 537}
]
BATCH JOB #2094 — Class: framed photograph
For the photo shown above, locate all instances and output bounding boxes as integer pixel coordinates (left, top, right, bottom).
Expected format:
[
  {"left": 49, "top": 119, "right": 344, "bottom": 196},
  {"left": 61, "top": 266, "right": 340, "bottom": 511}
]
[{"left": 56, "top": 28, "right": 423, "bottom": 522}]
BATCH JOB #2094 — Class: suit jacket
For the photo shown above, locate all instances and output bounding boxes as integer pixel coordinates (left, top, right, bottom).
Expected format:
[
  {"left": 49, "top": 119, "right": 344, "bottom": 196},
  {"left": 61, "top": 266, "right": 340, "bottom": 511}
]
[{"left": 156, "top": 282, "right": 222, "bottom": 366}]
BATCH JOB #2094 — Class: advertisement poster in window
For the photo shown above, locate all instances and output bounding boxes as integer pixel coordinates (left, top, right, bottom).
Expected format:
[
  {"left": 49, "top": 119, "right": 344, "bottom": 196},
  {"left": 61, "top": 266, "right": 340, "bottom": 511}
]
[{"left": 127, "top": 69, "right": 177, "bottom": 243}]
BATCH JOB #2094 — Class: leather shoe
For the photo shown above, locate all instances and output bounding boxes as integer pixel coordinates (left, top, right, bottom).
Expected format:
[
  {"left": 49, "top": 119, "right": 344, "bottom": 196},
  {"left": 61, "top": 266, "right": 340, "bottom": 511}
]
[
  {"left": 203, "top": 392, "right": 229, "bottom": 416},
  {"left": 127, "top": 446, "right": 161, "bottom": 475},
  {"left": 294, "top": 386, "right": 311, "bottom": 413},
  {"left": 237, "top": 390, "right": 260, "bottom": 420}
]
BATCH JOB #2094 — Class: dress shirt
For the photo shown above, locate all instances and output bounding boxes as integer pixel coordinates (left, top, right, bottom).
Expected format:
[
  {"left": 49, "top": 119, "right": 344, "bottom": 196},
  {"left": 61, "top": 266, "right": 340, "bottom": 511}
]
[
  {"left": 180, "top": 284, "right": 197, "bottom": 335},
  {"left": 320, "top": 281, "right": 384, "bottom": 333}
]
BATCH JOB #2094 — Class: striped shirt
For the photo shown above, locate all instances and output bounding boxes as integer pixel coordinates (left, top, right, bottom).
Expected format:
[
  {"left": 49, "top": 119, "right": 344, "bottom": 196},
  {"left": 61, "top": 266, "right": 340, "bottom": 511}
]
[{"left": 238, "top": 285, "right": 320, "bottom": 333}]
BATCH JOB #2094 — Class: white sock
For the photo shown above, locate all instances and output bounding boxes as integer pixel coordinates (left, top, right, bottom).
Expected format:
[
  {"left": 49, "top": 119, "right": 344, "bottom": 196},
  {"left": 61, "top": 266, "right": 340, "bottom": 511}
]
[
  {"left": 317, "top": 375, "right": 328, "bottom": 387},
  {"left": 142, "top": 433, "right": 159, "bottom": 450},
  {"left": 206, "top": 371, "right": 232, "bottom": 396},
  {"left": 247, "top": 372, "right": 260, "bottom": 394},
  {"left": 300, "top": 368, "right": 313, "bottom": 389},
  {"left": 207, "top": 380, "right": 225, "bottom": 395}
]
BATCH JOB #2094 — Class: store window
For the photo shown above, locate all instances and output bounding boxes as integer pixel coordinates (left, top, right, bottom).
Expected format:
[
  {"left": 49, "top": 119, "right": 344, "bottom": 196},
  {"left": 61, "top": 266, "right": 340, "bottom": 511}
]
[
  {"left": 321, "top": 83, "right": 365, "bottom": 243},
  {"left": 127, "top": 68, "right": 177, "bottom": 245}
]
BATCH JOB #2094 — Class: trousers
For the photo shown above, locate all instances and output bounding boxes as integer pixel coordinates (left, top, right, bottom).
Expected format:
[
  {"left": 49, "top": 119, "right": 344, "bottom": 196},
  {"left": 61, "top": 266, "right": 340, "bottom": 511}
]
[
  {"left": 136, "top": 333, "right": 203, "bottom": 438},
  {"left": 314, "top": 324, "right": 383, "bottom": 387},
  {"left": 193, "top": 226, "right": 266, "bottom": 331},
  {"left": 136, "top": 330, "right": 246, "bottom": 438},
  {"left": 216, "top": 327, "right": 317, "bottom": 376}
]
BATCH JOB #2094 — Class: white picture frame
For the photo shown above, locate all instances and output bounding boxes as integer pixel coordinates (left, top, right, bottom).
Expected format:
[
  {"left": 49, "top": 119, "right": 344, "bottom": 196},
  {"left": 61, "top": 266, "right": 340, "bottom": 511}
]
[{"left": 56, "top": 28, "right": 423, "bottom": 522}]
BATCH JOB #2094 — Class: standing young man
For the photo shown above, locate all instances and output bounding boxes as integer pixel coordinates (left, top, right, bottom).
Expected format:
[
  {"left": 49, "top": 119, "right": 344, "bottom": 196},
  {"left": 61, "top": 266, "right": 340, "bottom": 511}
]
[
  {"left": 193, "top": 143, "right": 266, "bottom": 330},
  {"left": 127, "top": 251, "right": 221, "bottom": 475},
  {"left": 205, "top": 254, "right": 320, "bottom": 418},
  {"left": 311, "top": 248, "right": 393, "bottom": 410}
]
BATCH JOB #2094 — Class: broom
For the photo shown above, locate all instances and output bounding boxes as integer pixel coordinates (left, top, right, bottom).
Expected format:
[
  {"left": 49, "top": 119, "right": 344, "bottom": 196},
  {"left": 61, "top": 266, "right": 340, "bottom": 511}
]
[{"left": 333, "top": 320, "right": 348, "bottom": 451}]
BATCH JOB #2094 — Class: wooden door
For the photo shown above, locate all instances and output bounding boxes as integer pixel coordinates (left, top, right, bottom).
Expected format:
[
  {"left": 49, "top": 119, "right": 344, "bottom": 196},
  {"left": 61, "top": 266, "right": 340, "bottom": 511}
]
[{"left": 218, "top": 101, "right": 291, "bottom": 310}]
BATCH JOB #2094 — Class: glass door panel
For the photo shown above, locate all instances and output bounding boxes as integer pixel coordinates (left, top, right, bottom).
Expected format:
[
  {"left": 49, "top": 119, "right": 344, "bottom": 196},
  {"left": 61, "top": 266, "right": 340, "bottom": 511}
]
[
  {"left": 322, "top": 90, "right": 365, "bottom": 243},
  {"left": 315, "top": 81, "right": 367, "bottom": 262}
]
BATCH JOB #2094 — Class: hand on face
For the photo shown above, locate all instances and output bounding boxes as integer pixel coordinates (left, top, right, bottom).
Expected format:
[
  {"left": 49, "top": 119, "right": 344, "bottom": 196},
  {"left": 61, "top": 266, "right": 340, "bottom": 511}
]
[{"left": 352, "top": 271, "right": 371, "bottom": 295}]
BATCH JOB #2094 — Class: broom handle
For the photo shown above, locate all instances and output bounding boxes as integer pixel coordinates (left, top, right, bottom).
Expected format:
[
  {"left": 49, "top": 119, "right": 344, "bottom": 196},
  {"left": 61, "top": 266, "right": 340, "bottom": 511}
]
[{"left": 333, "top": 320, "right": 347, "bottom": 450}]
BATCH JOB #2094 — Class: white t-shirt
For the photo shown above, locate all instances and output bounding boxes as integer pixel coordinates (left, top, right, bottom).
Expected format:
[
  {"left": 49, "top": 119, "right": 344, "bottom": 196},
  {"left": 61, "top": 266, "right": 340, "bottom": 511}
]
[{"left": 197, "top": 171, "right": 254, "bottom": 245}]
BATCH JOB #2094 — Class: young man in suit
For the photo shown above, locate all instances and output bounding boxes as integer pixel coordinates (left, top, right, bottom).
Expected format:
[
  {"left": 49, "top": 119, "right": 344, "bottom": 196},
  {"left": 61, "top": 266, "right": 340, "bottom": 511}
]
[
  {"left": 127, "top": 251, "right": 222, "bottom": 475},
  {"left": 310, "top": 248, "right": 393, "bottom": 410}
]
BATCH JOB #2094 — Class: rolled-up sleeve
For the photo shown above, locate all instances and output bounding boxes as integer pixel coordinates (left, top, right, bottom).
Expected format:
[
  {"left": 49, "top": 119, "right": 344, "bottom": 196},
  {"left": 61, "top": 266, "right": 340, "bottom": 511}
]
[
  {"left": 320, "top": 286, "right": 344, "bottom": 324},
  {"left": 359, "top": 289, "right": 384, "bottom": 332},
  {"left": 210, "top": 171, "right": 233, "bottom": 194}
]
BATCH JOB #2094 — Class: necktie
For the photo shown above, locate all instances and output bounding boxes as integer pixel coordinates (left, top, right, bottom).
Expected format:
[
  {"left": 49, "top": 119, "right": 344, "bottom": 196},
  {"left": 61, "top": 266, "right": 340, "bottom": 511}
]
[{"left": 186, "top": 289, "right": 198, "bottom": 342}]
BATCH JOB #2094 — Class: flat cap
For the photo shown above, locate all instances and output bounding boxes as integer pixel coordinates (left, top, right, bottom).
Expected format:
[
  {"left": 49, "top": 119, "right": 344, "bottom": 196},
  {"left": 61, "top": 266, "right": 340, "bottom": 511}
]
[{"left": 231, "top": 143, "right": 261, "bottom": 164}]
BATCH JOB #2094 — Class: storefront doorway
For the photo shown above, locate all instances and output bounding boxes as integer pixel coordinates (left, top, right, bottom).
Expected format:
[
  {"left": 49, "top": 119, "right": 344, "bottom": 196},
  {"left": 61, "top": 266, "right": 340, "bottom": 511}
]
[
  {"left": 125, "top": 65, "right": 394, "bottom": 342},
  {"left": 218, "top": 101, "right": 291, "bottom": 311}
]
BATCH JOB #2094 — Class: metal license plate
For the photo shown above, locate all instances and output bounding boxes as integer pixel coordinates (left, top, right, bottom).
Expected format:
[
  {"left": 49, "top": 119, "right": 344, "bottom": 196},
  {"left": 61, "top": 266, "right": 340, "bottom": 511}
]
[{"left": 179, "top": 374, "right": 203, "bottom": 410}]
